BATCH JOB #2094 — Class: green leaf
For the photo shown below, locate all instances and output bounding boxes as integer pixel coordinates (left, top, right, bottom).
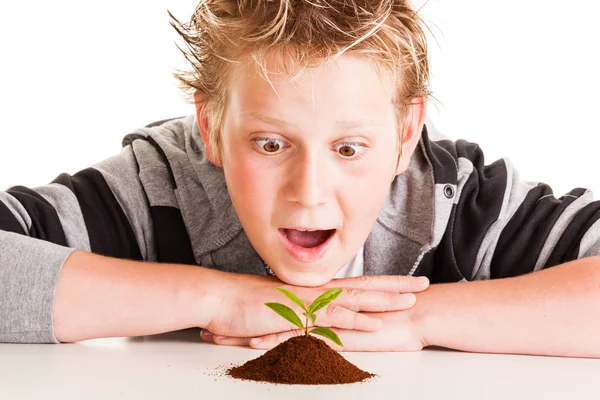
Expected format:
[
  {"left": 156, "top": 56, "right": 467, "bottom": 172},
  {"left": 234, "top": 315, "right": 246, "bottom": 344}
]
[
  {"left": 265, "top": 302, "right": 304, "bottom": 330},
  {"left": 303, "top": 311, "right": 317, "bottom": 324},
  {"left": 276, "top": 288, "right": 307, "bottom": 311},
  {"left": 307, "top": 288, "right": 343, "bottom": 314},
  {"left": 310, "top": 327, "right": 343, "bottom": 347}
]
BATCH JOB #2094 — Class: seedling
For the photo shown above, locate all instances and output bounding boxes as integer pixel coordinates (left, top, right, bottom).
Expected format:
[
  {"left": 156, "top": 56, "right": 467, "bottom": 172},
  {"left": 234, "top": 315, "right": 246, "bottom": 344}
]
[{"left": 265, "top": 288, "right": 344, "bottom": 346}]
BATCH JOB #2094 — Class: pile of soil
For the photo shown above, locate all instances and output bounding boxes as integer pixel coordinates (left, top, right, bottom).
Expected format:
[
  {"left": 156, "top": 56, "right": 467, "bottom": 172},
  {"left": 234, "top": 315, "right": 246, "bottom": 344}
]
[{"left": 227, "top": 335, "right": 375, "bottom": 385}]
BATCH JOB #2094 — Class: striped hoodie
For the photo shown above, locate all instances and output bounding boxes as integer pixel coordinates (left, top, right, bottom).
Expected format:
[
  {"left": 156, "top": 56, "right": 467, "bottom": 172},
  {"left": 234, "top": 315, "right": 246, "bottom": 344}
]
[{"left": 1, "top": 115, "right": 599, "bottom": 343}]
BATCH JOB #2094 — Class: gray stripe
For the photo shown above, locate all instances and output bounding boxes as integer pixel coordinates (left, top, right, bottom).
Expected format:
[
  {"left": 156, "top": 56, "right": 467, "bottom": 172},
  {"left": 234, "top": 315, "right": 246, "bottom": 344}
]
[
  {"left": 472, "top": 159, "right": 539, "bottom": 280},
  {"left": 533, "top": 190, "right": 593, "bottom": 271},
  {"left": 0, "top": 191, "right": 32, "bottom": 234},
  {"left": 35, "top": 183, "right": 91, "bottom": 252},
  {"left": 132, "top": 139, "right": 178, "bottom": 208},
  {"left": 92, "top": 146, "right": 156, "bottom": 261},
  {"left": 0, "top": 230, "right": 73, "bottom": 343},
  {"left": 408, "top": 182, "right": 457, "bottom": 276},
  {"left": 578, "top": 217, "right": 600, "bottom": 258}
]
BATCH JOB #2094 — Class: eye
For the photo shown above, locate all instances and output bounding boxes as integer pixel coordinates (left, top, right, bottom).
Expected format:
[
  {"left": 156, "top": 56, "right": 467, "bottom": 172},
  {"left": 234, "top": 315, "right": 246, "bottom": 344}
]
[
  {"left": 334, "top": 142, "right": 366, "bottom": 160},
  {"left": 252, "top": 138, "right": 287, "bottom": 155}
]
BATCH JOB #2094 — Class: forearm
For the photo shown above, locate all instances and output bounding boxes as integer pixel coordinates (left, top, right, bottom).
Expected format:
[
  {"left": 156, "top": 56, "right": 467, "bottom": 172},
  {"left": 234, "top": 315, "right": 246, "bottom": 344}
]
[
  {"left": 412, "top": 257, "right": 600, "bottom": 358},
  {"left": 53, "top": 250, "right": 223, "bottom": 343}
]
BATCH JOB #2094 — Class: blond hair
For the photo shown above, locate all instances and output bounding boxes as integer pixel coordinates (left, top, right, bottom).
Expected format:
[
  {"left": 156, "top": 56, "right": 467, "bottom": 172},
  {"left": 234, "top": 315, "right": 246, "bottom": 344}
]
[{"left": 169, "top": 0, "right": 432, "bottom": 163}]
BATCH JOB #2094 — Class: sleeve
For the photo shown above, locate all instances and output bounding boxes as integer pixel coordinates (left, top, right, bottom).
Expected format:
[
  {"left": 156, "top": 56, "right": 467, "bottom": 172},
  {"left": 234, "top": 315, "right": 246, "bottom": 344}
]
[
  {"left": 429, "top": 139, "right": 600, "bottom": 282},
  {"left": 0, "top": 145, "right": 155, "bottom": 343}
]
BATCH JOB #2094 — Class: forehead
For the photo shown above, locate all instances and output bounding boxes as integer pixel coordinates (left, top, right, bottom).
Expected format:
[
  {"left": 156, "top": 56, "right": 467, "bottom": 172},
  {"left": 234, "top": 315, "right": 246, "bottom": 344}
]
[{"left": 225, "top": 55, "right": 397, "bottom": 124}]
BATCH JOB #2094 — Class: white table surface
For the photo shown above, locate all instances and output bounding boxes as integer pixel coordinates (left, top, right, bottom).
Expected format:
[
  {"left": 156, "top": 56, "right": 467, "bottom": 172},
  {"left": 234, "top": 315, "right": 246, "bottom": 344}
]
[{"left": 1, "top": 328, "right": 599, "bottom": 399}]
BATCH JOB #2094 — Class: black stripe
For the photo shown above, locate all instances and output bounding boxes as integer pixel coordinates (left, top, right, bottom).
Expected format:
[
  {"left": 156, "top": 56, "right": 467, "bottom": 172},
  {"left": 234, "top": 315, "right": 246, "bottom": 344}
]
[
  {"left": 545, "top": 201, "right": 600, "bottom": 268},
  {"left": 421, "top": 125, "right": 458, "bottom": 185},
  {"left": 414, "top": 205, "right": 467, "bottom": 283},
  {"left": 6, "top": 186, "right": 68, "bottom": 246},
  {"left": 150, "top": 206, "right": 196, "bottom": 265},
  {"left": 413, "top": 250, "right": 436, "bottom": 280},
  {"left": 0, "top": 199, "right": 27, "bottom": 235},
  {"left": 122, "top": 134, "right": 178, "bottom": 189},
  {"left": 490, "top": 186, "right": 587, "bottom": 278},
  {"left": 52, "top": 170, "right": 143, "bottom": 260},
  {"left": 450, "top": 147, "right": 508, "bottom": 279}
]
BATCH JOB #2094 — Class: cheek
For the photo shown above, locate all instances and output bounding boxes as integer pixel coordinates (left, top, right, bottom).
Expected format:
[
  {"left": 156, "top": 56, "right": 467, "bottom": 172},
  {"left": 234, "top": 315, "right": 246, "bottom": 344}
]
[
  {"left": 340, "top": 154, "right": 396, "bottom": 222},
  {"left": 224, "top": 157, "right": 274, "bottom": 220},
  {"left": 347, "top": 173, "right": 390, "bottom": 218}
]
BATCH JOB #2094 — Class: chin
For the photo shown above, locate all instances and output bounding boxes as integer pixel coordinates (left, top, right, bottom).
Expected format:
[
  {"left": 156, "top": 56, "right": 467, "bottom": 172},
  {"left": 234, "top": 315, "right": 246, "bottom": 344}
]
[{"left": 275, "top": 269, "right": 335, "bottom": 287}]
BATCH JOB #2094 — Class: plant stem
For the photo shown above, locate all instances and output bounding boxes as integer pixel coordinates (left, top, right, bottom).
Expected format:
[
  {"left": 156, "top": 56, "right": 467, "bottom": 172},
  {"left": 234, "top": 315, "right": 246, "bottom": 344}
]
[{"left": 305, "top": 311, "right": 309, "bottom": 337}]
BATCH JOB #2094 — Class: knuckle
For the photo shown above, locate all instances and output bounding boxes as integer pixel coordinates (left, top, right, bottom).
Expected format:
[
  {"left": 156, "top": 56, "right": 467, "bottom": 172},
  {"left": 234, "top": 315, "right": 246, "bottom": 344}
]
[
  {"left": 356, "top": 275, "right": 372, "bottom": 286},
  {"left": 345, "top": 287, "right": 361, "bottom": 299},
  {"left": 382, "top": 291, "right": 392, "bottom": 305},
  {"left": 351, "top": 311, "right": 362, "bottom": 327},
  {"left": 396, "top": 274, "right": 407, "bottom": 286},
  {"left": 326, "top": 304, "right": 347, "bottom": 319}
]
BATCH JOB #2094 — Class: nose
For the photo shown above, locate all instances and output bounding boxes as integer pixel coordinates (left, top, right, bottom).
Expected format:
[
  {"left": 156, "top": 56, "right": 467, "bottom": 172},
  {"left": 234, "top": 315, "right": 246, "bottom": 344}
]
[{"left": 286, "top": 150, "right": 330, "bottom": 207}]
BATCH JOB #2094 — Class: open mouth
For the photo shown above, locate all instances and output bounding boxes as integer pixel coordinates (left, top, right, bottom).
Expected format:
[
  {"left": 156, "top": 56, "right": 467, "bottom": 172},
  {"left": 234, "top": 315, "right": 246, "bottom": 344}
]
[{"left": 279, "top": 228, "right": 336, "bottom": 248}]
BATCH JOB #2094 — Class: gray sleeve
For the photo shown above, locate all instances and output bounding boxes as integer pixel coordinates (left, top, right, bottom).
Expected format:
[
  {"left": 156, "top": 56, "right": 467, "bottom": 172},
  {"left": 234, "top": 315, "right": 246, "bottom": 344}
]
[
  {"left": 0, "top": 145, "right": 154, "bottom": 343},
  {"left": 0, "top": 231, "right": 72, "bottom": 343}
]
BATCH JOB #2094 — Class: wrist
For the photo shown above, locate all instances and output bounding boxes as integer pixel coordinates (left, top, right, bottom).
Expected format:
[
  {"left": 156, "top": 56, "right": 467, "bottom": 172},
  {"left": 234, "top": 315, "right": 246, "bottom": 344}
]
[
  {"left": 408, "top": 285, "right": 437, "bottom": 348},
  {"left": 187, "top": 267, "right": 229, "bottom": 329}
]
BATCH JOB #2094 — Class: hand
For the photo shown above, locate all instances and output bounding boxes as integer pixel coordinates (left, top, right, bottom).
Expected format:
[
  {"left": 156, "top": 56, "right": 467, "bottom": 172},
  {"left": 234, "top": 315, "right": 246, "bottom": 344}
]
[
  {"left": 201, "top": 273, "right": 429, "bottom": 343},
  {"left": 201, "top": 309, "right": 424, "bottom": 352}
]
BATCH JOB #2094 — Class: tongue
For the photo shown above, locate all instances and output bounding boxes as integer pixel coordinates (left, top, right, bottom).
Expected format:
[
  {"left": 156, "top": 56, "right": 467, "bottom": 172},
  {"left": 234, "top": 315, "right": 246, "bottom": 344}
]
[{"left": 285, "top": 229, "right": 332, "bottom": 248}]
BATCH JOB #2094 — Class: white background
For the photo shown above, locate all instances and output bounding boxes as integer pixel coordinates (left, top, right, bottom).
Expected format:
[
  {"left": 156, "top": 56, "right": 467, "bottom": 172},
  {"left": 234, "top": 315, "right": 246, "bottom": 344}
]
[{"left": 0, "top": 0, "right": 598, "bottom": 196}]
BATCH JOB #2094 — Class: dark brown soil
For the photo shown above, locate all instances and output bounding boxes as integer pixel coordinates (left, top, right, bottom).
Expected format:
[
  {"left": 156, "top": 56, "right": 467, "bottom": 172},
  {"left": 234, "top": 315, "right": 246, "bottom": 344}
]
[{"left": 226, "top": 335, "right": 376, "bottom": 385}]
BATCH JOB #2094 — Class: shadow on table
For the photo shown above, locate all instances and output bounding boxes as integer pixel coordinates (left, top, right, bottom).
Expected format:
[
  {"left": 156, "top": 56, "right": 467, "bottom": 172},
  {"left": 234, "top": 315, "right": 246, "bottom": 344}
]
[{"left": 128, "top": 328, "right": 201, "bottom": 343}]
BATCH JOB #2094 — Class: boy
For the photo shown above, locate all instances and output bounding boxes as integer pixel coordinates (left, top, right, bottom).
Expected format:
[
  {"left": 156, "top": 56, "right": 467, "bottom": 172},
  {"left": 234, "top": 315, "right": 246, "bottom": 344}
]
[{"left": 1, "top": 0, "right": 600, "bottom": 357}]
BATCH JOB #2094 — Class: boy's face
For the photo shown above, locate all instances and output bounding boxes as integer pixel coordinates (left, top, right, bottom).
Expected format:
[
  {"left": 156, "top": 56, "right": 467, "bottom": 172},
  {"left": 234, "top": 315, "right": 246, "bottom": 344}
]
[{"left": 199, "top": 55, "right": 424, "bottom": 287}]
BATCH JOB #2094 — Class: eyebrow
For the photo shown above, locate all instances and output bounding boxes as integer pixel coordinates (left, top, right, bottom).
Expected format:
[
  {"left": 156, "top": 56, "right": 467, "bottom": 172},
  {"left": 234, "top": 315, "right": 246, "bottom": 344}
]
[{"left": 240, "top": 111, "right": 383, "bottom": 130}]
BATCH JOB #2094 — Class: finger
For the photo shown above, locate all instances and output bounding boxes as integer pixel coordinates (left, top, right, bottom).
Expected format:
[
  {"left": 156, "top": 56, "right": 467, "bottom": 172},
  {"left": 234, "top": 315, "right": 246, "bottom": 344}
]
[
  {"left": 201, "top": 329, "right": 252, "bottom": 347},
  {"left": 330, "top": 275, "right": 429, "bottom": 293},
  {"left": 249, "top": 329, "right": 307, "bottom": 350},
  {"left": 200, "top": 329, "right": 215, "bottom": 342},
  {"left": 317, "top": 304, "right": 383, "bottom": 331},
  {"left": 334, "top": 287, "right": 417, "bottom": 312},
  {"left": 252, "top": 327, "right": 423, "bottom": 352},
  {"left": 213, "top": 336, "right": 252, "bottom": 346}
]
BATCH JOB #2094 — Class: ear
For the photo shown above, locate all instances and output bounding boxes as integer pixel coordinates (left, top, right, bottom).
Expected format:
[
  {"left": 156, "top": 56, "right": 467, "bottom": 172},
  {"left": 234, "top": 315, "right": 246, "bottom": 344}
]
[
  {"left": 394, "top": 98, "right": 427, "bottom": 176},
  {"left": 194, "top": 91, "right": 223, "bottom": 167}
]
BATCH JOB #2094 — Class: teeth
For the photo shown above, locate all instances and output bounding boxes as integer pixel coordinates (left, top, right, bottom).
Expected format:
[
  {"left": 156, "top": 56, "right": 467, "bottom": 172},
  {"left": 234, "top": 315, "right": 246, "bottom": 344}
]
[{"left": 283, "top": 228, "right": 334, "bottom": 232}]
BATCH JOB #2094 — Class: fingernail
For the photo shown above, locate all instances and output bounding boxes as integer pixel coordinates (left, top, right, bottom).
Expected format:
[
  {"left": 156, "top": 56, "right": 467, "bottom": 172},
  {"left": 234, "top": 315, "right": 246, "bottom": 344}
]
[
  {"left": 251, "top": 338, "right": 263, "bottom": 344},
  {"left": 201, "top": 330, "right": 213, "bottom": 338},
  {"left": 416, "top": 276, "right": 429, "bottom": 285},
  {"left": 214, "top": 335, "right": 227, "bottom": 340}
]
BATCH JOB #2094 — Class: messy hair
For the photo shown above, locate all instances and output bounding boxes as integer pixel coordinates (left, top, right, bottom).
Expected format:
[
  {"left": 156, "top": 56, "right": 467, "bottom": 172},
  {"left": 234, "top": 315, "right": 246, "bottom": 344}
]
[{"left": 169, "top": 0, "right": 432, "bottom": 163}]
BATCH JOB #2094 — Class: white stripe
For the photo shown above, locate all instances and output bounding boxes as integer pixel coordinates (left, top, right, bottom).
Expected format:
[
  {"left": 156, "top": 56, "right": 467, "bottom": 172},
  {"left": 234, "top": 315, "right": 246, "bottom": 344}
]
[{"left": 533, "top": 190, "right": 594, "bottom": 271}]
